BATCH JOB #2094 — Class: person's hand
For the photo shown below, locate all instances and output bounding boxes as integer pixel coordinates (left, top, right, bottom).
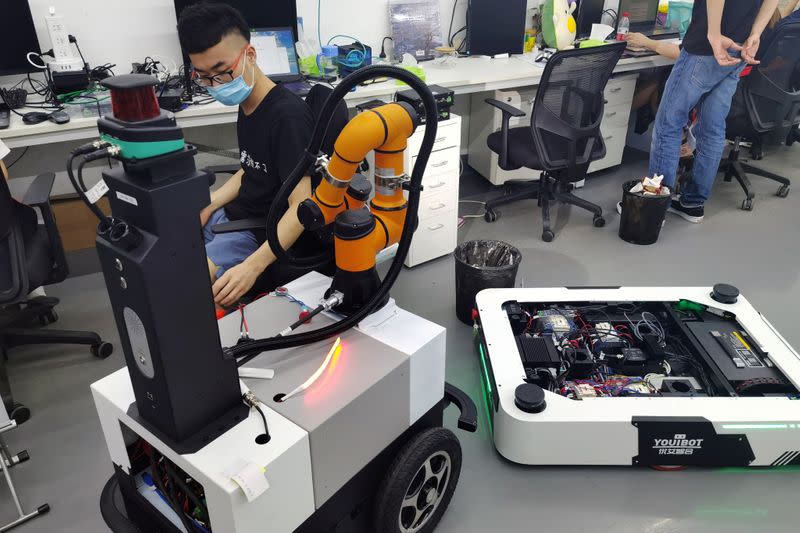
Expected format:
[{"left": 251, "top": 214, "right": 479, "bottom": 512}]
[
  {"left": 212, "top": 259, "right": 264, "bottom": 307},
  {"left": 708, "top": 34, "right": 743, "bottom": 66},
  {"left": 200, "top": 205, "right": 213, "bottom": 228},
  {"left": 742, "top": 34, "right": 761, "bottom": 65},
  {"left": 625, "top": 32, "right": 650, "bottom": 50}
]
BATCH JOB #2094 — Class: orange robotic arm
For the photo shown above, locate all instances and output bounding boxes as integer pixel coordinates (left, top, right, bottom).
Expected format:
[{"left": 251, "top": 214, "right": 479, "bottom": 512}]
[{"left": 296, "top": 101, "right": 420, "bottom": 313}]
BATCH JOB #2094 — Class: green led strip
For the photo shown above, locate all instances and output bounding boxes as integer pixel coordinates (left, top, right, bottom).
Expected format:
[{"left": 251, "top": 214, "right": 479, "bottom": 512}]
[
  {"left": 722, "top": 423, "right": 798, "bottom": 430},
  {"left": 477, "top": 342, "right": 494, "bottom": 433}
]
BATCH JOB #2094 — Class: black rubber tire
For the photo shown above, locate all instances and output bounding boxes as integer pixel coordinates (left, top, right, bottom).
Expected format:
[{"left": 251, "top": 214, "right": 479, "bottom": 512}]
[
  {"left": 10, "top": 403, "right": 31, "bottom": 425},
  {"left": 593, "top": 216, "right": 606, "bottom": 228},
  {"left": 484, "top": 209, "right": 498, "bottom": 223},
  {"left": 542, "top": 230, "right": 555, "bottom": 242},
  {"left": 92, "top": 342, "right": 114, "bottom": 359},
  {"left": 100, "top": 476, "right": 146, "bottom": 533},
  {"left": 374, "top": 428, "right": 462, "bottom": 533},
  {"left": 777, "top": 185, "right": 790, "bottom": 198},
  {"left": 741, "top": 199, "right": 754, "bottom": 211}
]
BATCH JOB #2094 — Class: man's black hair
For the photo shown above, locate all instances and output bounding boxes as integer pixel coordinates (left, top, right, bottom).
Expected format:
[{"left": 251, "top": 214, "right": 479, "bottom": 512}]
[{"left": 177, "top": 2, "right": 250, "bottom": 55}]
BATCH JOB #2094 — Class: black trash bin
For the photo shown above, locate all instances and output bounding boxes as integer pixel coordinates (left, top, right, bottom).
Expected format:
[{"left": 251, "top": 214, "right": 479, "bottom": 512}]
[
  {"left": 454, "top": 240, "right": 522, "bottom": 325},
  {"left": 618, "top": 180, "right": 671, "bottom": 245}
]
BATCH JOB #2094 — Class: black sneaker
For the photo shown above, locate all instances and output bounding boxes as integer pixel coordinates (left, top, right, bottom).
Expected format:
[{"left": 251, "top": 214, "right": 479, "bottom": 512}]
[{"left": 668, "top": 199, "right": 704, "bottom": 223}]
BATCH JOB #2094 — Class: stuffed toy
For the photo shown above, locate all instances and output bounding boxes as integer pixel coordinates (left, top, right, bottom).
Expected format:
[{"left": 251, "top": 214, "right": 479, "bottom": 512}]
[{"left": 542, "top": 0, "right": 577, "bottom": 50}]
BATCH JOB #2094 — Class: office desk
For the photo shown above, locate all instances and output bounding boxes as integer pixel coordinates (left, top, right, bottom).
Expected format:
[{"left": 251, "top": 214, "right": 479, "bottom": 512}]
[{"left": 1, "top": 54, "right": 675, "bottom": 150}]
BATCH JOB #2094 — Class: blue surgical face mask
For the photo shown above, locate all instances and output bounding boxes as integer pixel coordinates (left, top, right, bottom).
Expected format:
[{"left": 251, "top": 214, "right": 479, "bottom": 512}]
[{"left": 207, "top": 59, "right": 254, "bottom": 106}]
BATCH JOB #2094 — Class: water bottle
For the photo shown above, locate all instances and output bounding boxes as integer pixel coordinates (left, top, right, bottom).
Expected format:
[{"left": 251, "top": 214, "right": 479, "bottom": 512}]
[
  {"left": 617, "top": 12, "right": 631, "bottom": 41},
  {"left": 316, "top": 45, "right": 339, "bottom": 79}
]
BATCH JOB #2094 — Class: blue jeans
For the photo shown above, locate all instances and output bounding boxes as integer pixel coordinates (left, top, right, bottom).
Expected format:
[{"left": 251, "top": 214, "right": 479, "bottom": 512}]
[
  {"left": 202, "top": 209, "right": 260, "bottom": 278},
  {"left": 649, "top": 49, "right": 746, "bottom": 207}
]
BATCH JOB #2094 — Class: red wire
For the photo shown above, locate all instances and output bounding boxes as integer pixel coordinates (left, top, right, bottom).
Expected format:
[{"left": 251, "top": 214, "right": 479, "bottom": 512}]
[{"left": 239, "top": 303, "right": 250, "bottom": 333}]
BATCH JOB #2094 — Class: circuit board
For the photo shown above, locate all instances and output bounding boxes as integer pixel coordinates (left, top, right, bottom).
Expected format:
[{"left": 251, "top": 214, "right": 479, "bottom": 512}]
[{"left": 503, "top": 301, "right": 797, "bottom": 400}]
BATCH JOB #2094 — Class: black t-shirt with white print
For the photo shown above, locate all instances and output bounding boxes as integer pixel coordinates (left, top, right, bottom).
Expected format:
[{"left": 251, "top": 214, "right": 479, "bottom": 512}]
[{"left": 225, "top": 84, "right": 313, "bottom": 243}]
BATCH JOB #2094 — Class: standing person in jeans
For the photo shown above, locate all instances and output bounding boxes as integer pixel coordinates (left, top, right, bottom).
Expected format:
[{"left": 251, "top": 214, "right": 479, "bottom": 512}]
[{"left": 649, "top": 0, "right": 779, "bottom": 223}]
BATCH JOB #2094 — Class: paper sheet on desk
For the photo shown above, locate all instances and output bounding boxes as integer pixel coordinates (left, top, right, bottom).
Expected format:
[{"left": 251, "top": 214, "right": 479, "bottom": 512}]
[{"left": 590, "top": 24, "right": 615, "bottom": 42}]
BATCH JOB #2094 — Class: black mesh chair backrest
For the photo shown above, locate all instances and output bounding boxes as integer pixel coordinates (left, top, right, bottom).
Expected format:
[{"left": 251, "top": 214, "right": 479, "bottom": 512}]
[
  {"left": 530, "top": 42, "right": 626, "bottom": 172},
  {"left": 742, "top": 20, "right": 800, "bottom": 139},
  {"left": 305, "top": 84, "right": 350, "bottom": 156},
  {"left": 0, "top": 176, "right": 27, "bottom": 303}
]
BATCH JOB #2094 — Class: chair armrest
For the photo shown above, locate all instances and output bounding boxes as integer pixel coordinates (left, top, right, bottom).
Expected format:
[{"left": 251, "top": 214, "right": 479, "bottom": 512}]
[
  {"left": 485, "top": 99, "right": 526, "bottom": 170},
  {"left": 21, "top": 172, "right": 68, "bottom": 283},
  {"left": 203, "top": 164, "right": 240, "bottom": 175},
  {"left": 485, "top": 98, "right": 526, "bottom": 118},
  {"left": 22, "top": 172, "right": 55, "bottom": 207},
  {"left": 212, "top": 218, "right": 266, "bottom": 234}
]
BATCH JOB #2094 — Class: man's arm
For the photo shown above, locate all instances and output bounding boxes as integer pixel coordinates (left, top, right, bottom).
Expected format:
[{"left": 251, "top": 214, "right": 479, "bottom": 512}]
[
  {"left": 780, "top": 0, "right": 800, "bottom": 19},
  {"left": 211, "top": 175, "right": 312, "bottom": 307},
  {"left": 743, "top": 0, "right": 780, "bottom": 64},
  {"left": 200, "top": 168, "right": 244, "bottom": 227},
  {"left": 707, "top": 0, "right": 744, "bottom": 66},
  {"left": 626, "top": 33, "right": 681, "bottom": 60},
  {"left": 0, "top": 160, "right": 8, "bottom": 181}
]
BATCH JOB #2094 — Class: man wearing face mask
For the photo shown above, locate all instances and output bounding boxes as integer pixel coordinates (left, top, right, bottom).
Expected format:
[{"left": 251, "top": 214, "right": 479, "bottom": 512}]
[{"left": 178, "top": 2, "right": 324, "bottom": 308}]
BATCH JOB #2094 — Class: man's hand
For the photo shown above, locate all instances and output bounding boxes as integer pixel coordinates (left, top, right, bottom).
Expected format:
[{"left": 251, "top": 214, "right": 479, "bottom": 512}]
[
  {"left": 742, "top": 34, "right": 761, "bottom": 65},
  {"left": 709, "top": 34, "right": 743, "bottom": 67},
  {"left": 625, "top": 32, "right": 651, "bottom": 50},
  {"left": 212, "top": 259, "right": 265, "bottom": 308},
  {"left": 200, "top": 205, "right": 214, "bottom": 228}
]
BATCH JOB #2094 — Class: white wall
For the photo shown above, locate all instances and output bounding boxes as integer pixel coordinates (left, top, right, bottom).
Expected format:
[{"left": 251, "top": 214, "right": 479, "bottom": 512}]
[
  {"left": 26, "top": 0, "right": 184, "bottom": 75},
  {"left": 21, "top": 1, "right": 545, "bottom": 73}
]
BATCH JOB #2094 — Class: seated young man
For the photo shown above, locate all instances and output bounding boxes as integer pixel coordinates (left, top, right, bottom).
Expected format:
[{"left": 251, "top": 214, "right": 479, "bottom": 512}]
[{"left": 178, "top": 3, "right": 328, "bottom": 308}]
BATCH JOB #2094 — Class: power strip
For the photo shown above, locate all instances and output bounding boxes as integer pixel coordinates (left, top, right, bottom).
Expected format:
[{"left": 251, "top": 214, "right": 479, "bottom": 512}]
[
  {"left": 45, "top": 8, "right": 71, "bottom": 61},
  {"left": 44, "top": 7, "right": 83, "bottom": 72}
]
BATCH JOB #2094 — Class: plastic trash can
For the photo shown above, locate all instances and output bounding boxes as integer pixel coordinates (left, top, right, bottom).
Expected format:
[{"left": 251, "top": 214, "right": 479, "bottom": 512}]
[
  {"left": 454, "top": 240, "right": 522, "bottom": 325},
  {"left": 618, "top": 180, "right": 671, "bottom": 245}
]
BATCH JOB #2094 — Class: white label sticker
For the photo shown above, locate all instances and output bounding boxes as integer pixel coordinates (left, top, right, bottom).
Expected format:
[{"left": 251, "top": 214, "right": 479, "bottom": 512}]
[
  {"left": 85, "top": 179, "right": 109, "bottom": 204},
  {"left": 226, "top": 460, "right": 269, "bottom": 503},
  {"left": 116, "top": 191, "right": 139, "bottom": 206}
]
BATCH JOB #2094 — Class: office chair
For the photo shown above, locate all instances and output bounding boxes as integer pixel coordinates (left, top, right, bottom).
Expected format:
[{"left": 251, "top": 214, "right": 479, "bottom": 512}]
[
  {"left": 482, "top": 42, "right": 627, "bottom": 242},
  {"left": 1, "top": 172, "right": 113, "bottom": 424},
  {"left": 203, "top": 84, "right": 345, "bottom": 294},
  {"left": 720, "top": 20, "right": 800, "bottom": 211}
]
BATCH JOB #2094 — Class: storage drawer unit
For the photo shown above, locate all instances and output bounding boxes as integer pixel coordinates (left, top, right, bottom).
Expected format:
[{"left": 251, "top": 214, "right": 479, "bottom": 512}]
[{"left": 404, "top": 115, "right": 461, "bottom": 267}]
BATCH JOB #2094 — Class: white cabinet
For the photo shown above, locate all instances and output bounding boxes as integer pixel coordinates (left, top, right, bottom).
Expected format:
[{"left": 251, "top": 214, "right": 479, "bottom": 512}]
[
  {"left": 404, "top": 115, "right": 461, "bottom": 267},
  {"left": 468, "top": 74, "right": 639, "bottom": 184}
]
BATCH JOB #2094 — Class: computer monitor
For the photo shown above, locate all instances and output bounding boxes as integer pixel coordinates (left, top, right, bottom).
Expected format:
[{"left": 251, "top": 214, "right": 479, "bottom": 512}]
[
  {"left": 618, "top": 0, "right": 660, "bottom": 28},
  {"left": 576, "top": 0, "right": 607, "bottom": 39},
  {"left": 1, "top": 1, "right": 42, "bottom": 76},
  {"left": 250, "top": 28, "right": 300, "bottom": 80},
  {"left": 467, "top": 0, "right": 527, "bottom": 56}
]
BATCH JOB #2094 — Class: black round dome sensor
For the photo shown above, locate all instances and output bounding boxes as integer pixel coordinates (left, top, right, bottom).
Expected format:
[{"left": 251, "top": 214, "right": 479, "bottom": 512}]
[
  {"left": 515, "top": 383, "right": 547, "bottom": 414},
  {"left": 711, "top": 283, "right": 739, "bottom": 304}
]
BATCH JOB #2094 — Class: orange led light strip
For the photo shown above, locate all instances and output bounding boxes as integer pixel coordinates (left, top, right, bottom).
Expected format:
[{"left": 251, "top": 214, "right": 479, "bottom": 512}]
[{"left": 281, "top": 337, "right": 342, "bottom": 402}]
